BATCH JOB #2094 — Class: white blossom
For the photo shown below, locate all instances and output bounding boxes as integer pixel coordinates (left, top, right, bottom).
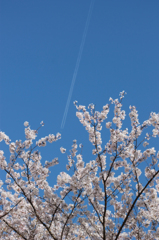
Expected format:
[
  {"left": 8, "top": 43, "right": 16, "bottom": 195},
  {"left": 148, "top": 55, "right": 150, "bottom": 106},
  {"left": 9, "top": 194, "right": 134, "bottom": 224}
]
[
  {"left": 106, "top": 122, "right": 112, "bottom": 128},
  {"left": 24, "top": 121, "right": 29, "bottom": 127},
  {"left": 60, "top": 147, "right": 66, "bottom": 153},
  {"left": 0, "top": 94, "right": 158, "bottom": 239}
]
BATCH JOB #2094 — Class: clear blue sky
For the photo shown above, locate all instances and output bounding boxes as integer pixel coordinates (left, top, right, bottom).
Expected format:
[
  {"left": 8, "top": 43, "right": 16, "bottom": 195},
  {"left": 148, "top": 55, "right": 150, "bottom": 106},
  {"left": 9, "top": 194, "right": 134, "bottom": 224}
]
[{"left": 0, "top": 1, "right": 159, "bottom": 178}]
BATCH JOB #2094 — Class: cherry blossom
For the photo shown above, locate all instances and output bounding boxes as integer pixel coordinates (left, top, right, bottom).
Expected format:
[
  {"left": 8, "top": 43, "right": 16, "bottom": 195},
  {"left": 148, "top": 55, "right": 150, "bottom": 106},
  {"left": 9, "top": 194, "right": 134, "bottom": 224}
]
[{"left": 0, "top": 92, "right": 159, "bottom": 239}]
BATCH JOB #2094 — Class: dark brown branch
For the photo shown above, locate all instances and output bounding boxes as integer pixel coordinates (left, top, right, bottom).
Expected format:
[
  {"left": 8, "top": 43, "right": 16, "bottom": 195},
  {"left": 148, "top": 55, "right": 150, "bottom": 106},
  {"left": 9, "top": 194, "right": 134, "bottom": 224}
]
[
  {"left": 3, "top": 219, "right": 27, "bottom": 240},
  {"left": 115, "top": 170, "right": 159, "bottom": 240}
]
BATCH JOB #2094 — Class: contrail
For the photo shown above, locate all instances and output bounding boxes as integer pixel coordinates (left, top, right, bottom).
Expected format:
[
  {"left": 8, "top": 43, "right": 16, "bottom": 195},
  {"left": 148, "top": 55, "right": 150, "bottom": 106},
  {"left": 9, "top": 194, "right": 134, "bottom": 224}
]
[{"left": 61, "top": 0, "right": 95, "bottom": 129}]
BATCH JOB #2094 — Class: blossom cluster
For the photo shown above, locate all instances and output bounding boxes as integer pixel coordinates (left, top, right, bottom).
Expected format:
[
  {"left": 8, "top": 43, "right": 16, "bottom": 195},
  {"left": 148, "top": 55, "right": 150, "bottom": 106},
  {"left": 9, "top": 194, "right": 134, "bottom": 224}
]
[{"left": 0, "top": 92, "right": 159, "bottom": 239}]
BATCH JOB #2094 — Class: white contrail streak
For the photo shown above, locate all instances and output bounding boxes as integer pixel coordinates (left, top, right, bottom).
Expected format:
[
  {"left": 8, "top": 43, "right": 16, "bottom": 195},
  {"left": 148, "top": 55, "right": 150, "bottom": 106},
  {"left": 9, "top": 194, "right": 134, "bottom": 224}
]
[{"left": 61, "top": 0, "right": 95, "bottom": 129}]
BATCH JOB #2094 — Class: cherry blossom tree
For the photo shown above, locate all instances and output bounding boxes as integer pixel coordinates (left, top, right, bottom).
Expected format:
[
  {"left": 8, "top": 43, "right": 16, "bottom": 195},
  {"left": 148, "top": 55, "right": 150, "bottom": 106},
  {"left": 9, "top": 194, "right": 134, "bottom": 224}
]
[{"left": 0, "top": 91, "right": 159, "bottom": 239}]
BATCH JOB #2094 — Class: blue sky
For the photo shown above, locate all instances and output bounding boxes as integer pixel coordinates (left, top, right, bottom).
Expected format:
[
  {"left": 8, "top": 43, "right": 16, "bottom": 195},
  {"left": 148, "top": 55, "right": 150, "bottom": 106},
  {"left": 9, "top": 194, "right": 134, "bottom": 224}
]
[{"left": 0, "top": 1, "right": 159, "bottom": 180}]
